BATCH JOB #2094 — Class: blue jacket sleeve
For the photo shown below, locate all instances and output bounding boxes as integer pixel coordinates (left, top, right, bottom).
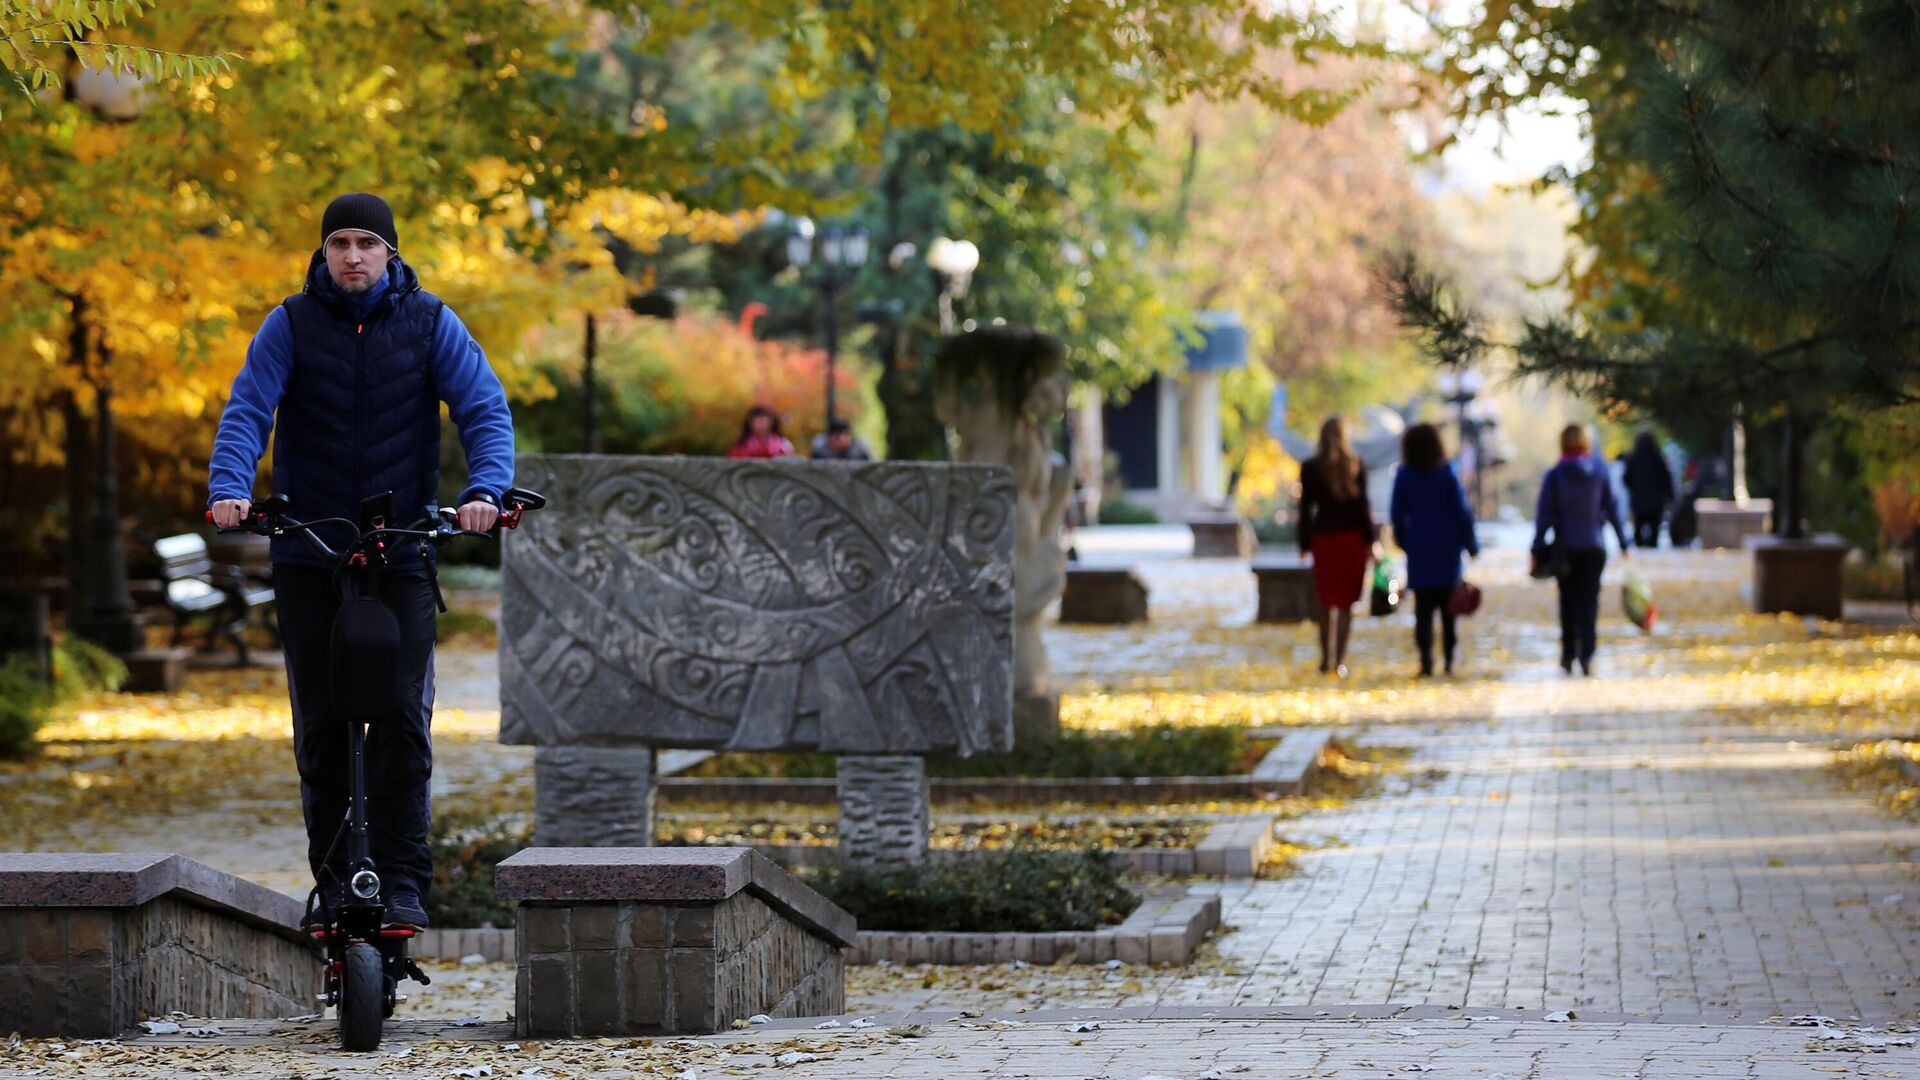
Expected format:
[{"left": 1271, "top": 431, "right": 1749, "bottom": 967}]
[
  {"left": 1454, "top": 468, "right": 1480, "bottom": 557},
  {"left": 207, "top": 307, "right": 294, "bottom": 506},
  {"left": 1388, "top": 468, "right": 1409, "bottom": 552},
  {"left": 432, "top": 306, "right": 516, "bottom": 504}
]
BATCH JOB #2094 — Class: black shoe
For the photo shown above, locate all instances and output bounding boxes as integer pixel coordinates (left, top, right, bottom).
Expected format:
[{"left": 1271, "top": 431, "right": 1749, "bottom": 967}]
[
  {"left": 384, "top": 891, "right": 429, "bottom": 930},
  {"left": 1579, "top": 658, "right": 1593, "bottom": 677},
  {"left": 1560, "top": 657, "right": 1574, "bottom": 675}
]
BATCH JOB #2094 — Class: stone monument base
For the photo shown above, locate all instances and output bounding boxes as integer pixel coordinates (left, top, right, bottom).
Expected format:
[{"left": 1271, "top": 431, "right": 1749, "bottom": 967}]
[
  {"left": 496, "top": 848, "right": 855, "bottom": 1037},
  {"left": 1750, "top": 534, "right": 1848, "bottom": 619},
  {"left": 1059, "top": 567, "right": 1149, "bottom": 624},
  {"left": 1187, "top": 514, "right": 1254, "bottom": 558},
  {"left": 1252, "top": 559, "right": 1316, "bottom": 623},
  {"left": 1695, "top": 499, "right": 1773, "bottom": 549},
  {"left": 1013, "top": 691, "right": 1061, "bottom": 747},
  {"left": 836, "top": 756, "right": 931, "bottom": 867},
  {"left": 0, "top": 853, "right": 311, "bottom": 1036},
  {"left": 535, "top": 745, "right": 657, "bottom": 847}
]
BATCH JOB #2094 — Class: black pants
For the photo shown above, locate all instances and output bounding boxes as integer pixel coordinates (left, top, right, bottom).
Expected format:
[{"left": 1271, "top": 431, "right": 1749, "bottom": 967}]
[
  {"left": 1556, "top": 548, "right": 1608, "bottom": 668},
  {"left": 275, "top": 565, "right": 438, "bottom": 908},
  {"left": 1631, "top": 513, "right": 1661, "bottom": 548},
  {"left": 1412, "top": 588, "right": 1457, "bottom": 674}
]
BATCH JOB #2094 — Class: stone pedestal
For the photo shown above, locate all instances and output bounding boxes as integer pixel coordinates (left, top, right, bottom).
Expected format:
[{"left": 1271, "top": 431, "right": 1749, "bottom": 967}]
[
  {"left": 835, "top": 756, "right": 930, "bottom": 868},
  {"left": 496, "top": 848, "right": 854, "bottom": 1037},
  {"left": 1750, "top": 534, "right": 1849, "bottom": 619},
  {"left": 121, "top": 648, "right": 191, "bottom": 693},
  {"left": 535, "top": 745, "right": 657, "bottom": 847},
  {"left": 1695, "top": 499, "right": 1773, "bottom": 549},
  {"left": 1252, "top": 560, "right": 1317, "bottom": 623},
  {"left": 1187, "top": 514, "right": 1254, "bottom": 558},
  {"left": 1013, "top": 691, "right": 1061, "bottom": 748},
  {"left": 1059, "top": 567, "right": 1149, "bottom": 624},
  {"left": 0, "top": 853, "right": 311, "bottom": 1036}
]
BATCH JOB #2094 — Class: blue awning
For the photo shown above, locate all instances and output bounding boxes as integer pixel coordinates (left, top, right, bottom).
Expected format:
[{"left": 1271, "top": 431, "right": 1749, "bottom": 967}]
[{"left": 1184, "top": 311, "right": 1248, "bottom": 372}]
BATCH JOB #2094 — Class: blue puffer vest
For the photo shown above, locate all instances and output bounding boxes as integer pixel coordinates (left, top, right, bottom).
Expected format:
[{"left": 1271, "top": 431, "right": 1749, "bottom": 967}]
[{"left": 270, "top": 251, "right": 445, "bottom": 568}]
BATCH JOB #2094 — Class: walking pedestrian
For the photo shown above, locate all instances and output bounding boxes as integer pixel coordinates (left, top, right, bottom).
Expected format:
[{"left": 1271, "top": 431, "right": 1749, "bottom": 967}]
[
  {"left": 1533, "top": 424, "right": 1630, "bottom": 676},
  {"left": 727, "top": 405, "right": 795, "bottom": 459},
  {"left": 1622, "top": 430, "right": 1675, "bottom": 548},
  {"left": 1389, "top": 423, "right": 1480, "bottom": 677},
  {"left": 1298, "top": 416, "right": 1378, "bottom": 678}
]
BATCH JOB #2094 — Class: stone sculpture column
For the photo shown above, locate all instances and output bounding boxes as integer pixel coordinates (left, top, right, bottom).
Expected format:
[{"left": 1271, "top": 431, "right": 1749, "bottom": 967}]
[
  {"left": 835, "top": 756, "right": 932, "bottom": 867},
  {"left": 933, "top": 327, "right": 1072, "bottom": 745},
  {"left": 533, "top": 746, "right": 657, "bottom": 847}
]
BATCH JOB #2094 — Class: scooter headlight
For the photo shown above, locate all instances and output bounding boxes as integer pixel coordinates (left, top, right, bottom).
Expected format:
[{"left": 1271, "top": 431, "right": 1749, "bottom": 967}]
[{"left": 350, "top": 870, "right": 381, "bottom": 900}]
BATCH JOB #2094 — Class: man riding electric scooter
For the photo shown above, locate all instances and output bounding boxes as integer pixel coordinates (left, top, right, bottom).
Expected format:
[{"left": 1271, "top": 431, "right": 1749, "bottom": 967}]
[{"left": 208, "top": 192, "right": 516, "bottom": 934}]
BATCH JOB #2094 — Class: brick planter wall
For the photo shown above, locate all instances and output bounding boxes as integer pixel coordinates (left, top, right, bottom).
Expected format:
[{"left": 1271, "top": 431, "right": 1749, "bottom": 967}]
[
  {"left": 496, "top": 847, "right": 855, "bottom": 1038},
  {"left": 0, "top": 854, "right": 311, "bottom": 1037}
]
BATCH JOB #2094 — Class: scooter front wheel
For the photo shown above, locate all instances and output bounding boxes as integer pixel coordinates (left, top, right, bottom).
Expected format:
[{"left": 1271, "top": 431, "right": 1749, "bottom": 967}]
[{"left": 338, "top": 941, "right": 385, "bottom": 1051}]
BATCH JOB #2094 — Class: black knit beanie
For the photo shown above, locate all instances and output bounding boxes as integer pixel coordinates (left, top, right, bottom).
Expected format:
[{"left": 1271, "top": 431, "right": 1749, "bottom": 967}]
[{"left": 320, "top": 192, "right": 399, "bottom": 251}]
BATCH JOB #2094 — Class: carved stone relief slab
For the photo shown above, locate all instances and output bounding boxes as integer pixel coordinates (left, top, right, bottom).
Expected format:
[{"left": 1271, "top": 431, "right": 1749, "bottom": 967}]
[{"left": 499, "top": 455, "right": 1015, "bottom": 757}]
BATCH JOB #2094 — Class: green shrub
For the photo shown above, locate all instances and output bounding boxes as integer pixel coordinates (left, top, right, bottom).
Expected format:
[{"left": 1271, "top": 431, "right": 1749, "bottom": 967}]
[
  {"left": 51, "top": 637, "right": 128, "bottom": 698},
  {"left": 0, "top": 657, "right": 51, "bottom": 759},
  {"left": 0, "top": 639, "right": 128, "bottom": 760},
  {"left": 684, "top": 725, "right": 1273, "bottom": 781},
  {"left": 1097, "top": 499, "right": 1161, "bottom": 526},
  {"left": 807, "top": 848, "right": 1139, "bottom": 932},
  {"left": 426, "top": 811, "right": 530, "bottom": 928}
]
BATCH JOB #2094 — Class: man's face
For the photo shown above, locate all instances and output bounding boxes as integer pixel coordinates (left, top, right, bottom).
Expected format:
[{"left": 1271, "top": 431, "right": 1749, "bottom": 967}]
[
  {"left": 326, "top": 230, "right": 390, "bottom": 294},
  {"left": 828, "top": 431, "right": 853, "bottom": 451}
]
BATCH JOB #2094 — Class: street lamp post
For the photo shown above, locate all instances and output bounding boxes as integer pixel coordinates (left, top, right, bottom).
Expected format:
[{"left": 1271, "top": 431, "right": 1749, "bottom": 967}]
[
  {"left": 1437, "top": 367, "right": 1487, "bottom": 520},
  {"left": 789, "top": 218, "right": 870, "bottom": 424},
  {"left": 925, "top": 237, "right": 980, "bottom": 335}
]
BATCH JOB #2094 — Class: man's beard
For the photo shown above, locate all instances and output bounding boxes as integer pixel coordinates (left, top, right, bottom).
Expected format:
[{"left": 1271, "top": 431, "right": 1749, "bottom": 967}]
[{"left": 338, "top": 277, "right": 373, "bottom": 294}]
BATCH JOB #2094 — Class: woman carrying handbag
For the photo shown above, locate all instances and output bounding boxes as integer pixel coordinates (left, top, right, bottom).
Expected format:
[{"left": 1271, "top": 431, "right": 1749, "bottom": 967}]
[
  {"left": 1388, "top": 423, "right": 1481, "bottom": 677},
  {"left": 1299, "top": 416, "right": 1379, "bottom": 679},
  {"left": 1533, "top": 424, "right": 1630, "bottom": 675}
]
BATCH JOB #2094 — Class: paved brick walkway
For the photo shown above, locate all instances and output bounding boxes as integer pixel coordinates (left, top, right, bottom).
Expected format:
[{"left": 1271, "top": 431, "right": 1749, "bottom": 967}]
[
  {"left": 33, "top": 1009, "right": 1919, "bottom": 1078},
  {"left": 852, "top": 546, "right": 1920, "bottom": 1028}
]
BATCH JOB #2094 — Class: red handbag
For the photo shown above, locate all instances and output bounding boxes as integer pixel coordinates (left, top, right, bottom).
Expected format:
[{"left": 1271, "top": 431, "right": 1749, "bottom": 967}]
[{"left": 1448, "top": 580, "right": 1483, "bottom": 617}]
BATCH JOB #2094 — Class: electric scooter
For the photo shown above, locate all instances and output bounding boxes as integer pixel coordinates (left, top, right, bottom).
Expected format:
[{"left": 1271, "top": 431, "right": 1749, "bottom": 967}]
[{"left": 213, "top": 485, "right": 546, "bottom": 1051}]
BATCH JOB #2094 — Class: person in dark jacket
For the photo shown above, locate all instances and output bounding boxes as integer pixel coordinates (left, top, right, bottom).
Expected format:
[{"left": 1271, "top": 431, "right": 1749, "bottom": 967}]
[
  {"left": 1389, "top": 423, "right": 1480, "bottom": 677},
  {"left": 1533, "top": 424, "right": 1630, "bottom": 676},
  {"left": 1299, "top": 416, "right": 1378, "bottom": 678},
  {"left": 208, "top": 193, "right": 516, "bottom": 929},
  {"left": 1622, "top": 430, "right": 1675, "bottom": 548}
]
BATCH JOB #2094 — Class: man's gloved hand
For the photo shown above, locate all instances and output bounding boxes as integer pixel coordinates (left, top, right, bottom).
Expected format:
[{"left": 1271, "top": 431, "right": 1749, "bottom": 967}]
[
  {"left": 456, "top": 499, "right": 500, "bottom": 532},
  {"left": 211, "top": 498, "right": 252, "bottom": 528}
]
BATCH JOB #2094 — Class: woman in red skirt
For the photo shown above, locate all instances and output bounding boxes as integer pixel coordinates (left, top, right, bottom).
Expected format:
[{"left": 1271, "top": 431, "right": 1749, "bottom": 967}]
[{"left": 1298, "top": 416, "right": 1377, "bottom": 677}]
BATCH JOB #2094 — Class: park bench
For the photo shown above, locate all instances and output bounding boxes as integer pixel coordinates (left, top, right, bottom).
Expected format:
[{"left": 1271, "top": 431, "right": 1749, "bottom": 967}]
[{"left": 153, "top": 533, "right": 276, "bottom": 664}]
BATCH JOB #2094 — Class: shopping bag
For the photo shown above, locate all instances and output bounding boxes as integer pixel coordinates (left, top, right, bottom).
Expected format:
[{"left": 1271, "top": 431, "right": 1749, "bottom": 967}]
[
  {"left": 1448, "top": 579, "right": 1483, "bottom": 617},
  {"left": 1370, "top": 559, "right": 1402, "bottom": 617},
  {"left": 1622, "top": 565, "right": 1657, "bottom": 631},
  {"left": 1530, "top": 541, "right": 1568, "bottom": 580}
]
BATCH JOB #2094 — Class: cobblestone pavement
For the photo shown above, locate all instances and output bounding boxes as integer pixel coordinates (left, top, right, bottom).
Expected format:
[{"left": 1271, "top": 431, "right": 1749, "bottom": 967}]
[{"left": 17, "top": 1009, "right": 1920, "bottom": 1078}]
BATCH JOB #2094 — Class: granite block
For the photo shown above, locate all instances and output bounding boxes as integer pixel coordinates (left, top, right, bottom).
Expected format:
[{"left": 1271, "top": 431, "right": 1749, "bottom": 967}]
[{"left": 524, "top": 905, "right": 571, "bottom": 955}]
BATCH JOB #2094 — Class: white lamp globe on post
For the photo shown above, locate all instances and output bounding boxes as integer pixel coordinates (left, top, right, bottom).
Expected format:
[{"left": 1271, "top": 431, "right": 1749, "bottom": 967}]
[{"left": 927, "top": 237, "right": 980, "bottom": 334}]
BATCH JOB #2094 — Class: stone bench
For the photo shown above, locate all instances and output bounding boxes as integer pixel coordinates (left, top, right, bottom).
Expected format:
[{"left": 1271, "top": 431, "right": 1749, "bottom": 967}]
[
  {"left": 1058, "top": 566, "right": 1149, "bottom": 624},
  {"left": 0, "top": 853, "right": 311, "bottom": 1036},
  {"left": 1187, "top": 514, "right": 1254, "bottom": 558},
  {"left": 1252, "top": 559, "right": 1317, "bottom": 623},
  {"left": 1694, "top": 498, "right": 1773, "bottom": 549},
  {"left": 495, "top": 847, "right": 856, "bottom": 1037}
]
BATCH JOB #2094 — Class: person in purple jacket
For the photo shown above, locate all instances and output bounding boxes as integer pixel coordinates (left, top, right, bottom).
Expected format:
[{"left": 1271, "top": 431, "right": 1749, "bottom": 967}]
[
  {"left": 1533, "top": 424, "right": 1630, "bottom": 676},
  {"left": 1389, "top": 423, "right": 1480, "bottom": 677},
  {"left": 206, "top": 193, "right": 516, "bottom": 929}
]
